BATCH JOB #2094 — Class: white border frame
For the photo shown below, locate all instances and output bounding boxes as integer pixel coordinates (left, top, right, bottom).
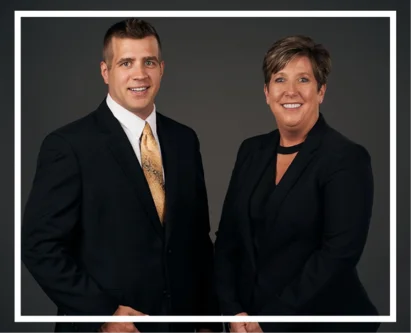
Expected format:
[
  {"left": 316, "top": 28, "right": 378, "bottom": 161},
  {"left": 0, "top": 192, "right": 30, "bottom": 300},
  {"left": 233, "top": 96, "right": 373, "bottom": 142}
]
[{"left": 15, "top": 10, "right": 396, "bottom": 323}]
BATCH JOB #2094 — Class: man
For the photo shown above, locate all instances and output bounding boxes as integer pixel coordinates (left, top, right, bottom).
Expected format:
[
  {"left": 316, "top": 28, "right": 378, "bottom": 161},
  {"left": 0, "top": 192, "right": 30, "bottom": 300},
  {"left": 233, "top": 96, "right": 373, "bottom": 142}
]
[{"left": 22, "top": 18, "right": 217, "bottom": 332}]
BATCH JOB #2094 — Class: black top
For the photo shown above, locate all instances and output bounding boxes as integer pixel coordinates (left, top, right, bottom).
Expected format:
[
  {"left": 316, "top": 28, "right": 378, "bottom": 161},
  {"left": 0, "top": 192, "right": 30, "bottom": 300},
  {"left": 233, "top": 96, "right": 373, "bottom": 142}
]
[
  {"left": 277, "top": 142, "right": 304, "bottom": 154},
  {"left": 250, "top": 141, "right": 304, "bottom": 237}
]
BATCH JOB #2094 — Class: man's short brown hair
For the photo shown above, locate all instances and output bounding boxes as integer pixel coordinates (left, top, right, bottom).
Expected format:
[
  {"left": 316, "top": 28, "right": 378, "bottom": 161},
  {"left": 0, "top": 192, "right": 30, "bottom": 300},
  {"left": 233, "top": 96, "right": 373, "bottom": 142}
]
[
  {"left": 103, "top": 18, "right": 162, "bottom": 68},
  {"left": 262, "top": 35, "right": 331, "bottom": 91}
]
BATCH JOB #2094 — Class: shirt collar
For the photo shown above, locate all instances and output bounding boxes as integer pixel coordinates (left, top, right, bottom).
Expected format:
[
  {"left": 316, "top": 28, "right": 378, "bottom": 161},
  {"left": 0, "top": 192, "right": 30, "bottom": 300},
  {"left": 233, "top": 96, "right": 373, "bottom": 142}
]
[{"left": 106, "top": 93, "right": 158, "bottom": 139}]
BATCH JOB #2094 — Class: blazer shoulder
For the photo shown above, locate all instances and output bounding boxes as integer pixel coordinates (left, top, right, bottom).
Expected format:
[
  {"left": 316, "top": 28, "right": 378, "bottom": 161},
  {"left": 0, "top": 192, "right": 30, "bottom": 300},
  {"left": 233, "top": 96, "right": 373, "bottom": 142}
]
[
  {"left": 157, "top": 112, "right": 198, "bottom": 140},
  {"left": 230, "top": 130, "right": 277, "bottom": 167},
  {"left": 51, "top": 111, "right": 97, "bottom": 137},
  {"left": 38, "top": 110, "right": 101, "bottom": 154},
  {"left": 239, "top": 130, "right": 277, "bottom": 152},
  {"left": 321, "top": 126, "right": 371, "bottom": 165}
]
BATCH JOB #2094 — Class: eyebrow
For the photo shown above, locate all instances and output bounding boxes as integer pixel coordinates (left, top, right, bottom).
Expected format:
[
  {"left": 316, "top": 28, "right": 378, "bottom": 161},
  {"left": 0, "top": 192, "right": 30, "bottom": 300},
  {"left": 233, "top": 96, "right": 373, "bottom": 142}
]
[
  {"left": 275, "top": 71, "right": 313, "bottom": 76},
  {"left": 116, "top": 57, "right": 135, "bottom": 65},
  {"left": 116, "top": 56, "right": 160, "bottom": 65},
  {"left": 143, "top": 56, "right": 160, "bottom": 62}
]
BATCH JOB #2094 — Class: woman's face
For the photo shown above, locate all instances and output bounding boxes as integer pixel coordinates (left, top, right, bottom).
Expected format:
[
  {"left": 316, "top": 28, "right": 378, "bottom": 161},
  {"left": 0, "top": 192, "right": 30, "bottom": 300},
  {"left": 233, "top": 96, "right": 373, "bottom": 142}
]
[{"left": 264, "top": 56, "right": 326, "bottom": 133}]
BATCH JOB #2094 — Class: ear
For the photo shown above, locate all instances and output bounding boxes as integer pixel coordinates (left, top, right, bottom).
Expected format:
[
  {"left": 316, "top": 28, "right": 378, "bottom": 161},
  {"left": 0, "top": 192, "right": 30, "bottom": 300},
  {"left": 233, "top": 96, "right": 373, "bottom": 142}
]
[
  {"left": 318, "top": 84, "right": 327, "bottom": 104},
  {"left": 264, "top": 84, "right": 270, "bottom": 104},
  {"left": 160, "top": 61, "right": 165, "bottom": 77},
  {"left": 100, "top": 61, "right": 109, "bottom": 85}
]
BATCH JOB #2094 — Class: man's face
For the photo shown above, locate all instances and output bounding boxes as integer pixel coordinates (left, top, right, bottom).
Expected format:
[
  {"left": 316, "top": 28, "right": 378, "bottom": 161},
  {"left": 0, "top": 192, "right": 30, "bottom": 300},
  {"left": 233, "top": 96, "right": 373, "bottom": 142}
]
[{"left": 101, "top": 36, "right": 164, "bottom": 119}]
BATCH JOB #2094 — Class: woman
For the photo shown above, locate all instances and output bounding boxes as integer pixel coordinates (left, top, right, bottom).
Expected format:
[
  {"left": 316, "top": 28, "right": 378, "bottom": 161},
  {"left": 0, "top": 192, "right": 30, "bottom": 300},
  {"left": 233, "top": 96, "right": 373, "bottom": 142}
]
[{"left": 214, "top": 36, "right": 379, "bottom": 332}]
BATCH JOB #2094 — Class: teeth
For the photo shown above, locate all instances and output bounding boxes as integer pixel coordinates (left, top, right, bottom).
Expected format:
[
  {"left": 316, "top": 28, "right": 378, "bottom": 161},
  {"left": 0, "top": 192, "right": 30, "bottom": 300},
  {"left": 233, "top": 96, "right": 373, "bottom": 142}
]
[
  {"left": 130, "top": 87, "right": 147, "bottom": 92},
  {"left": 283, "top": 103, "right": 301, "bottom": 109}
]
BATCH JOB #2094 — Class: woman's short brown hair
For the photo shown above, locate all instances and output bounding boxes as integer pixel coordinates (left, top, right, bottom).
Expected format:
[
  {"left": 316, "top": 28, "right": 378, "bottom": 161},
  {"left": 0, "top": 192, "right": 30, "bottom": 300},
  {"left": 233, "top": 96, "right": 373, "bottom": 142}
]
[{"left": 262, "top": 35, "right": 331, "bottom": 91}]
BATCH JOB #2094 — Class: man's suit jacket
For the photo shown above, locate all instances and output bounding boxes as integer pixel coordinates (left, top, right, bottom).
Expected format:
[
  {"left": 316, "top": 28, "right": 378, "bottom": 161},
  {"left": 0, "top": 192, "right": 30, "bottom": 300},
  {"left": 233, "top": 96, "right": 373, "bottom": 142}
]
[
  {"left": 214, "top": 114, "right": 379, "bottom": 332},
  {"left": 22, "top": 101, "right": 217, "bottom": 332}
]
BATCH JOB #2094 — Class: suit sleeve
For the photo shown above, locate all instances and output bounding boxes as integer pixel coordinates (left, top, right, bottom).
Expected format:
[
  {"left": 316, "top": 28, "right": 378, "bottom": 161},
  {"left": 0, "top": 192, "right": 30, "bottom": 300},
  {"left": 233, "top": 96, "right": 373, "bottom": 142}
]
[
  {"left": 22, "top": 133, "right": 118, "bottom": 322},
  {"left": 214, "top": 140, "right": 250, "bottom": 315},
  {"left": 192, "top": 133, "right": 222, "bottom": 331},
  {"left": 258, "top": 144, "right": 374, "bottom": 322}
]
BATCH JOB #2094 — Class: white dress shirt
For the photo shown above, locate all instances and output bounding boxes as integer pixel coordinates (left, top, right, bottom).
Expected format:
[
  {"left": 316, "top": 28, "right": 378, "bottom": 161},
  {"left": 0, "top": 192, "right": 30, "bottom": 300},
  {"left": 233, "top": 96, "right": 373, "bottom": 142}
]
[{"left": 106, "top": 94, "right": 165, "bottom": 180}]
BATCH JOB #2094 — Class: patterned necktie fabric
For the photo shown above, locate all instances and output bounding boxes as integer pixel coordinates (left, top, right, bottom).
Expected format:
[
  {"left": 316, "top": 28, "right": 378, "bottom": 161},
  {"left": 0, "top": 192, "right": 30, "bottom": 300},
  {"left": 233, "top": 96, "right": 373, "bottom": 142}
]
[{"left": 140, "top": 122, "right": 165, "bottom": 224}]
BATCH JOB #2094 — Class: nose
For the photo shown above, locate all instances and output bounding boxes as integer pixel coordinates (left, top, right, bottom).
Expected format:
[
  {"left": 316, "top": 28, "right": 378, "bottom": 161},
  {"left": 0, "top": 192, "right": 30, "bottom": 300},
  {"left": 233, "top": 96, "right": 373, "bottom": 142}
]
[
  {"left": 284, "top": 81, "right": 298, "bottom": 97},
  {"left": 131, "top": 63, "right": 148, "bottom": 80}
]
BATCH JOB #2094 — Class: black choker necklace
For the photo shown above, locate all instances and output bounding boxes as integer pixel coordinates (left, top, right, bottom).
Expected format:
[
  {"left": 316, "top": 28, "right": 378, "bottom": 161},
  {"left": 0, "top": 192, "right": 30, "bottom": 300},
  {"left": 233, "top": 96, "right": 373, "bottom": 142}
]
[{"left": 277, "top": 142, "right": 304, "bottom": 154}]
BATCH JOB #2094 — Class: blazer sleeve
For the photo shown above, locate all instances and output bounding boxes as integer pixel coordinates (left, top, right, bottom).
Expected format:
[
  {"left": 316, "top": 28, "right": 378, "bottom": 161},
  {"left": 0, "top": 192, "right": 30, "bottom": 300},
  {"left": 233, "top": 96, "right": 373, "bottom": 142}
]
[
  {"left": 191, "top": 132, "right": 222, "bottom": 331},
  {"left": 22, "top": 133, "right": 118, "bottom": 321},
  {"left": 214, "top": 140, "right": 251, "bottom": 315},
  {"left": 258, "top": 144, "right": 374, "bottom": 321}
]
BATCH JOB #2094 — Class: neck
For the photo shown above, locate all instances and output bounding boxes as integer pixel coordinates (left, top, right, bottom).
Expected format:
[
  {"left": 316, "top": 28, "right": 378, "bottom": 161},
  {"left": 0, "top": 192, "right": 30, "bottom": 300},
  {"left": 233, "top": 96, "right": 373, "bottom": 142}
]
[
  {"left": 131, "top": 108, "right": 152, "bottom": 121},
  {"left": 278, "top": 131, "right": 306, "bottom": 147},
  {"left": 108, "top": 93, "right": 154, "bottom": 120},
  {"left": 278, "top": 114, "right": 319, "bottom": 146}
]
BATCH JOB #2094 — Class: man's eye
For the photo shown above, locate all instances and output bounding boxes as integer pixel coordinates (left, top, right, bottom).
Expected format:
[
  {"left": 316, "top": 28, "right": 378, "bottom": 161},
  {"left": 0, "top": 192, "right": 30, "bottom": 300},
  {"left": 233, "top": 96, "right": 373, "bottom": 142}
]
[
  {"left": 145, "top": 60, "right": 154, "bottom": 66},
  {"left": 122, "top": 61, "right": 131, "bottom": 67}
]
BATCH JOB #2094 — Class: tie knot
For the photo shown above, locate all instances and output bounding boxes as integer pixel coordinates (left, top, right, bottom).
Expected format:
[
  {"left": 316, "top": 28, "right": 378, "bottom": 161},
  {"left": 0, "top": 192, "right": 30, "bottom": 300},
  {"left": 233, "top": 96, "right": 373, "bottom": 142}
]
[{"left": 143, "top": 122, "right": 154, "bottom": 137}]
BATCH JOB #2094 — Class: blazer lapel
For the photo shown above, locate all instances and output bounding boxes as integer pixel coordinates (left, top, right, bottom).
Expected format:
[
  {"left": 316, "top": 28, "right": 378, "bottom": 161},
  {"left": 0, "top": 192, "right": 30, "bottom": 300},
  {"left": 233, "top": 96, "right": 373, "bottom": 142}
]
[
  {"left": 235, "top": 131, "right": 279, "bottom": 270},
  {"left": 156, "top": 113, "right": 180, "bottom": 245},
  {"left": 94, "top": 101, "right": 164, "bottom": 239},
  {"left": 261, "top": 114, "right": 328, "bottom": 236}
]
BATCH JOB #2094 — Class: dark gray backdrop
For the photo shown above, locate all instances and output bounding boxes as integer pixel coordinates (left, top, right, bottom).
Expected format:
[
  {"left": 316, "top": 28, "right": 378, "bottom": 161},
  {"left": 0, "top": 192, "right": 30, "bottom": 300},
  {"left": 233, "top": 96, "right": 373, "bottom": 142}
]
[
  {"left": 2, "top": 0, "right": 409, "bottom": 332},
  {"left": 20, "top": 13, "right": 391, "bottom": 325}
]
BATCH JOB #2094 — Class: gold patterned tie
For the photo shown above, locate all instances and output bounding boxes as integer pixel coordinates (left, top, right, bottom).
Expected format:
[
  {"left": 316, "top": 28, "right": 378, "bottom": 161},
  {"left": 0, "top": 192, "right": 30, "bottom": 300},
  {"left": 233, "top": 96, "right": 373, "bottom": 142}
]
[{"left": 140, "top": 122, "right": 166, "bottom": 224}]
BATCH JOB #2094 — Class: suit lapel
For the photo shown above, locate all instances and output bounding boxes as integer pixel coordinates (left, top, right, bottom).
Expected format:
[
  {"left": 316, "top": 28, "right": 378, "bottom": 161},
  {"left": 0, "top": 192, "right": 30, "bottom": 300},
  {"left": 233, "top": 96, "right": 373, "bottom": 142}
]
[
  {"left": 94, "top": 101, "right": 164, "bottom": 239},
  {"left": 156, "top": 114, "right": 180, "bottom": 245}
]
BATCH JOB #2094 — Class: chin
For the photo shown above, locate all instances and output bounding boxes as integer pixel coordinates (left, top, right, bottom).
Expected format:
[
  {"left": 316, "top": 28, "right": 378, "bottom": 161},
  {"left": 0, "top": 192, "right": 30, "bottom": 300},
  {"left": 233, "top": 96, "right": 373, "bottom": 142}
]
[
  {"left": 278, "top": 115, "right": 302, "bottom": 128},
  {"left": 128, "top": 100, "right": 149, "bottom": 109},
  {"left": 283, "top": 123, "right": 302, "bottom": 131}
]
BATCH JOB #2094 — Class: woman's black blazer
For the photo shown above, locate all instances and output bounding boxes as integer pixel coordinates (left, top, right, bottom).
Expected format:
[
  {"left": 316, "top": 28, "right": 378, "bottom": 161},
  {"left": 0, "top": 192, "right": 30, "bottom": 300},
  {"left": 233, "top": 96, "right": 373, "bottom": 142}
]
[{"left": 214, "top": 114, "right": 379, "bottom": 330}]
